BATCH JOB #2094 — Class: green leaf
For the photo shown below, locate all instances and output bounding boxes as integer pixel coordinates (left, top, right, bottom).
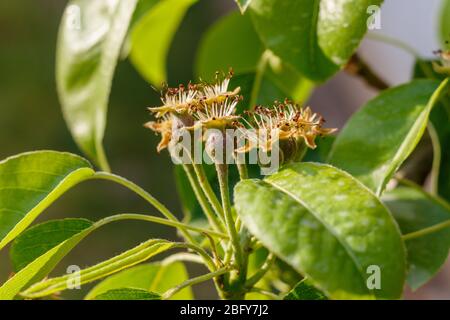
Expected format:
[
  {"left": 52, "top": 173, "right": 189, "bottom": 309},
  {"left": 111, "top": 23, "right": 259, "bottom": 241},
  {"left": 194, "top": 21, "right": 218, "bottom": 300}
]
[
  {"left": 93, "top": 288, "right": 161, "bottom": 300},
  {"left": 441, "top": 0, "right": 450, "bottom": 48},
  {"left": 235, "top": 0, "right": 253, "bottom": 13},
  {"left": 129, "top": 0, "right": 197, "bottom": 86},
  {"left": 248, "top": 0, "right": 383, "bottom": 81},
  {"left": 329, "top": 79, "right": 449, "bottom": 195},
  {"left": 86, "top": 262, "right": 193, "bottom": 300},
  {"left": 57, "top": 0, "right": 138, "bottom": 169},
  {"left": 413, "top": 60, "right": 450, "bottom": 202},
  {"left": 234, "top": 162, "right": 406, "bottom": 299},
  {"left": 196, "top": 12, "right": 263, "bottom": 78},
  {"left": 195, "top": 12, "right": 314, "bottom": 104},
  {"left": 21, "top": 239, "right": 176, "bottom": 298},
  {"left": 10, "top": 218, "right": 93, "bottom": 272},
  {"left": 0, "top": 151, "right": 94, "bottom": 250},
  {"left": 0, "top": 219, "right": 95, "bottom": 300},
  {"left": 383, "top": 185, "right": 450, "bottom": 290},
  {"left": 429, "top": 105, "right": 450, "bottom": 201},
  {"left": 284, "top": 278, "right": 327, "bottom": 300}
]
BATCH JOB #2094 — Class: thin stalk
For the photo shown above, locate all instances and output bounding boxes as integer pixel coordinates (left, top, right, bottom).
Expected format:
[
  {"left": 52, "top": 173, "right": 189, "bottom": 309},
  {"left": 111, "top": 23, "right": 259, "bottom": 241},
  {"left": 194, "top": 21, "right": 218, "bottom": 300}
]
[
  {"left": 223, "top": 243, "right": 233, "bottom": 266},
  {"left": 403, "top": 220, "right": 450, "bottom": 241},
  {"left": 192, "top": 163, "right": 225, "bottom": 221},
  {"left": 172, "top": 242, "right": 216, "bottom": 272},
  {"left": 92, "top": 172, "right": 196, "bottom": 244},
  {"left": 172, "top": 242, "right": 227, "bottom": 298},
  {"left": 248, "top": 287, "right": 280, "bottom": 300},
  {"left": 249, "top": 50, "right": 270, "bottom": 108},
  {"left": 96, "top": 213, "right": 228, "bottom": 239},
  {"left": 237, "top": 162, "right": 248, "bottom": 180},
  {"left": 161, "top": 253, "right": 204, "bottom": 265},
  {"left": 93, "top": 215, "right": 218, "bottom": 273},
  {"left": 162, "top": 267, "right": 230, "bottom": 300},
  {"left": 182, "top": 164, "right": 225, "bottom": 232},
  {"left": 215, "top": 164, "right": 243, "bottom": 270},
  {"left": 427, "top": 123, "right": 441, "bottom": 194},
  {"left": 93, "top": 172, "right": 177, "bottom": 221},
  {"left": 237, "top": 228, "right": 251, "bottom": 284},
  {"left": 245, "top": 253, "right": 275, "bottom": 288},
  {"left": 366, "top": 33, "right": 421, "bottom": 58}
]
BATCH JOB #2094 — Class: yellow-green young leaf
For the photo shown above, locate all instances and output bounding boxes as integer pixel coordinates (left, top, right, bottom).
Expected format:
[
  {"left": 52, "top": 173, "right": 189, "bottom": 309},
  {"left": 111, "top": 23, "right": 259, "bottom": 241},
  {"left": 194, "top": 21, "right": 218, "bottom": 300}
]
[
  {"left": 56, "top": 0, "right": 138, "bottom": 169},
  {"left": 93, "top": 288, "right": 161, "bottom": 300},
  {"left": 383, "top": 185, "right": 450, "bottom": 290},
  {"left": 441, "top": 0, "right": 450, "bottom": 48},
  {"left": 284, "top": 278, "right": 327, "bottom": 300},
  {"left": 0, "top": 219, "right": 96, "bottom": 300},
  {"left": 195, "top": 12, "right": 314, "bottom": 103},
  {"left": 248, "top": 0, "right": 383, "bottom": 81},
  {"left": 129, "top": 0, "right": 197, "bottom": 86},
  {"left": 21, "top": 239, "right": 175, "bottom": 299},
  {"left": 0, "top": 151, "right": 94, "bottom": 251},
  {"left": 86, "top": 262, "right": 192, "bottom": 300},
  {"left": 235, "top": 0, "right": 253, "bottom": 13},
  {"left": 10, "top": 219, "right": 93, "bottom": 272},
  {"left": 329, "top": 79, "right": 449, "bottom": 196},
  {"left": 234, "top": 162, "right": 406, "bottom": 299}
]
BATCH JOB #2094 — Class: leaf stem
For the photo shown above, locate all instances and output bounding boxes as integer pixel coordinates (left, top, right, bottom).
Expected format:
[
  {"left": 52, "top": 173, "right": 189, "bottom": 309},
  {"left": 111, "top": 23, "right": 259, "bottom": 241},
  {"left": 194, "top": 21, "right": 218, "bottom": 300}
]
[
  {"left": 182, "top": 164, "right": 225, "bottom": 232},
  {"left": 95, "top": 213, "right": 228, "bottom": 239},
  {"left": 237, "top": 162, "right": 248, "bottom": 180},
  {"left": 402, "top": 220, "right": 450, "bottom": 241},
  {"left": 215, "top": 164, "right": 243, "bottom": 271},
  {"left": 95, "top": 215, "right": 217, "bottom": 271},
  {"left": 172, "top": 242, "right": 217, "bottom": 272},
  {"left": 248, "top": 287, "right": 280, "bottom": 300},
  {"left": 162, "top": 266, "right": 230, "bottom": 300},
  {"left": 245, "top": 253, "right": 275, "bottom": 288},
  {"left": 161, "top": 253, "right": 204, "bottom": 265},
  {"left": 192, "top": 163, "right": 225, "bottom": 221},
  {"left": 91, "top": 172, "right": 196, "bottom": 244},
  {"left": 427, "top": 123, "right": 441, "bottom": 194},
  {"left": 249, "top": 50, "right": 270, "bottom": 108},
  {"left": 366, "top": 33, "right": 421, "bottom": 58}
]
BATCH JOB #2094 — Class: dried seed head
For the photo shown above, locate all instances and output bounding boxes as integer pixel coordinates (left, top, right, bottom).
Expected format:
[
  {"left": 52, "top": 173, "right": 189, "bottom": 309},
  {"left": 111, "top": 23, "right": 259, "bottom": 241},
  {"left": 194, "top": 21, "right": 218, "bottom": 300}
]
[
  {"left": 198, "top": 70, "right": 241, "bottom": 106},
  {"left": 432, "top": 48, "right": 450, "bottom": 76},
  {"left": 148, "top": 83, "right": 199, "bottom": 118},
  {"left": 144, "top": 114, "right": 173, "bottom": 153},
  {"left": 193, "top": 96, "right": 240, "bottom": 129},
  {"left": 238, "top": 103, "right": 336, "bottom": 162}
]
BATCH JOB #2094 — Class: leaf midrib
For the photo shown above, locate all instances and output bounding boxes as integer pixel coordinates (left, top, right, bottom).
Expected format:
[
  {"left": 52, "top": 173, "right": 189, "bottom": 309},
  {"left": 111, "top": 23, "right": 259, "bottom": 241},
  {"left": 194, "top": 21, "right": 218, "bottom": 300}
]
[
  {"left": 264, "top": 178, "right": 372, "bottom": 297},
  {"left": 0, "top": 167, "right": 94, "bottom": 250}
]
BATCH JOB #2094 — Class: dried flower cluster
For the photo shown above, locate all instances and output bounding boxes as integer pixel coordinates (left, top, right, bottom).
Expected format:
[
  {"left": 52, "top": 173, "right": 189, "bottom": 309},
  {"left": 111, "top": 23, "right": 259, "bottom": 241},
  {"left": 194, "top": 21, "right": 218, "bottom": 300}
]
[
  {"left": 145, "top": 71, "right": 336, "bottom": 163},
  {"left": 433, "top": 46, "right": 450, "bottom": 76}
]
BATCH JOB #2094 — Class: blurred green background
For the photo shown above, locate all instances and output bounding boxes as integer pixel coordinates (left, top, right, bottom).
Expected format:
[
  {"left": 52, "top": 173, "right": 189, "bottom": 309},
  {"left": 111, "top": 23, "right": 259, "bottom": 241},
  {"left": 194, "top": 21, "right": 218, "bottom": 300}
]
[{"left": 0, "top": 0, "right": 235, "bottom": 299}]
